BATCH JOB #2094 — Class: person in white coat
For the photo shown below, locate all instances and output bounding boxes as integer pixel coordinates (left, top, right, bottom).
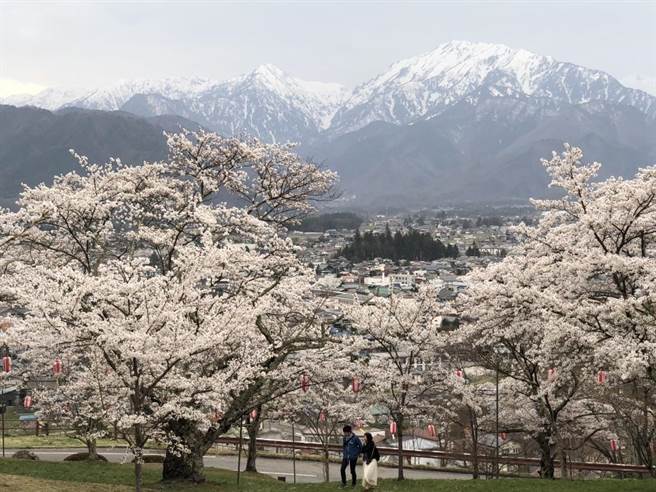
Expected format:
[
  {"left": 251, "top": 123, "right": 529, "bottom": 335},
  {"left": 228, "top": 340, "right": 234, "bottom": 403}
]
[{"left": 361, "top": 432, "right": 380, "bottom": 490}]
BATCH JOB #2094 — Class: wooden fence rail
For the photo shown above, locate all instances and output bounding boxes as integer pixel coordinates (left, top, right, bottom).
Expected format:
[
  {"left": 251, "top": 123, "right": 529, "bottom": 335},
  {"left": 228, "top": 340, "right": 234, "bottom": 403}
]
[{"left": 215, "top": 436, "right": 654, "bottom": 476}]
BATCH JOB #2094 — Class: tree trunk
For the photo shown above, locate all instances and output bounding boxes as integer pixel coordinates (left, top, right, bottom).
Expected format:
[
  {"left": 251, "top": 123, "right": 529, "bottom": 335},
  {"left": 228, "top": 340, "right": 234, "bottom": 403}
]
[
  {"left": 132, "top": 418, "right": 145, "bottom": 492},
  {"left": 323, "top": 447, "right": 330, "bottom": 482},
  {"left": 135, "top": 461, "right": 142, "bottom": 492},
  {"left": 536, "top": 432, "right": 556, "bottom": 479},
  {"left": 468, "top": 408, "right": 479, "bottom": 479},
  {"left": 86, "top": 438, "right": 98, "bottom": 460},
  {"left": 245, "top": 405, "right": 262, "bottom": 472},
  {"left": 162, "top": 443, "right": 207, "bottom": 483},
  {"left": 133, "top": 443, "right": 144, "bottom": 492},
  {"left": 162, "top": 415, "right": 234, "bottom": 483},
  {"left": 560, "top": 446, "right": 568, "bottom": 479},
  {"left": 471, "top": 432, "right": 479, "bottom": 478},
  {"left": 396, "top": 416, "right": 404, "bottom": 480}
]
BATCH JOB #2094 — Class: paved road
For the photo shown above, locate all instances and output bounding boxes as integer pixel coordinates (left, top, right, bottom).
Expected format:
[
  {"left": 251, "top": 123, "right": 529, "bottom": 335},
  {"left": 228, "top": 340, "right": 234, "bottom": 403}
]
[{"left": 5, "top": 448, "right": 472, "bottom": 483}]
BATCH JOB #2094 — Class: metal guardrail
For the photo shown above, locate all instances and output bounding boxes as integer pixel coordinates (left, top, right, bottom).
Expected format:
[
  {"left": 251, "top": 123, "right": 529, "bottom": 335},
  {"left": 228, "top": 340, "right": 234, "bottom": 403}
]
[{"left": 215, "top": 436, "right": 654, "bottom": 475}]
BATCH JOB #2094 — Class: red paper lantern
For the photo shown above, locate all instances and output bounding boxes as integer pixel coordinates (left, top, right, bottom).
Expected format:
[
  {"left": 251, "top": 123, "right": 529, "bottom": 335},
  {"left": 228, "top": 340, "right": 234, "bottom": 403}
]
[
  {"left": 300, "top": 374, "right": 310, "bottom": 393},
  {"left": 389, "top": 420, "right": 397, "bottom": 435},
  {"left": 454, "top": 368, "right": 464, "bottom": 379},
  {"left": 548, "top": 368, "right": 556, "bottom": 380},
  {"left": 427, "top": 424, "right": 437, "bottom": 437},
  {"left": 319, "top": 410, "right": 326, "bottom": 422},
  {"left": 352, "top": 377, "right": 361, "bottom": 393},
  {"left": 53, "top": 358, "right": 63, "bottom": 376},
  {"left": 610, "top": 439, "right": 619, "bottom": 452},
  {"left": 597, "top": 370, "right": 608, "bottom": 384},
  {"left": 2, "top": 356, "right": 11, "bottom": 373},
  {"left": 23, "top": 395, "right": 33, "bottom": 409},
  {"left": 500, "top": 432, "right": 507, "bottom": 441},
  {"left": 250, "top": 408, "right": 258, "bottom": 420}
]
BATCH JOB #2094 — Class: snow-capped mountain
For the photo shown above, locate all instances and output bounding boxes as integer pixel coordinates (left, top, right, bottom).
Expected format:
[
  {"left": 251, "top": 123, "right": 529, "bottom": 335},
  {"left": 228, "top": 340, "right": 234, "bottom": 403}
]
[
  {"left": 2, "top": 87, "right": 90, "bottom": 111},
  {"left": 66, "top": 77, "right": 217, "bottom": 111},
  {"left": 330, "top": 40, "right": 656, "bottom": 134},
  {"left": 160, "top": 64, "right": 347, "bottom": 142},
  {"left": 0, "top": 78, "right": 216, "bottom": 112},
  {"left": 1, "top": 67, "right": 347, "bottom": 143}
]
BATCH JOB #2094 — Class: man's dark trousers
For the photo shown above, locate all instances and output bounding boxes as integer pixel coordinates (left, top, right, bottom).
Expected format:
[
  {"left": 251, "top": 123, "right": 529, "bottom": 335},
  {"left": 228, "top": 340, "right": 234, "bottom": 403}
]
[{"left": 340, "top": 457, "right": 357, "bottom": 486}]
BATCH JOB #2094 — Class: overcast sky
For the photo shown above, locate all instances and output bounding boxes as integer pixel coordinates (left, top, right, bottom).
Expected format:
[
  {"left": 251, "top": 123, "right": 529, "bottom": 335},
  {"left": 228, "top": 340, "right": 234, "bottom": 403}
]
[{"left": 1, "top": 1, "right": 655, "bottom": 96}]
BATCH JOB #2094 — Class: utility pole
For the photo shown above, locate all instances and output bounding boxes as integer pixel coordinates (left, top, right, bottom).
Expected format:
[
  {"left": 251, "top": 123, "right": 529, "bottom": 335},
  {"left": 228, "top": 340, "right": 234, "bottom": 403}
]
[
  {"left": 237, "top": 415, "right": 244, "bottom": 485},
  {"left": 291, "top": 418, "right": 297, "bottom": 484},
  {"left": 495, "top": 358, "right": 500, "bottom": 479}
]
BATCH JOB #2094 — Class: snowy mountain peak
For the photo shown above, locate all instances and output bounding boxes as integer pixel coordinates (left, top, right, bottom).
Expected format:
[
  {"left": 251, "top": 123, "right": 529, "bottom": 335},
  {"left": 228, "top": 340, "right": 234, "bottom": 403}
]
[
  {"left": 235, "top": 63, "right": 346, "bottom": 102},
  {"left": 252, "top": 63, "right": 286, "bottom": 78},
  {"left": 331, "top": 40, "right": 655, "bottom": 134},
  {"left": 217, "top": 64, "right": 347, "bottom": 132}
]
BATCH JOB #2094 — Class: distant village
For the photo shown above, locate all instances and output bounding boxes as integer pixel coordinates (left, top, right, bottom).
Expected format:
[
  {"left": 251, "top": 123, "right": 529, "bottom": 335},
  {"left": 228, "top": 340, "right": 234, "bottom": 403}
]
[{"left": 289, "top": 210, "right": 531, "bottom": 305}]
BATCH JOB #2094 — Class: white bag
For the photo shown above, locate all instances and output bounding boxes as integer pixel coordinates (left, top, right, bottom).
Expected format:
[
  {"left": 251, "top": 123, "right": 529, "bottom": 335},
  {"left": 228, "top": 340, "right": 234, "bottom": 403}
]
[{"left": 363, "top": 459, "right": 378, "bottom": 488}]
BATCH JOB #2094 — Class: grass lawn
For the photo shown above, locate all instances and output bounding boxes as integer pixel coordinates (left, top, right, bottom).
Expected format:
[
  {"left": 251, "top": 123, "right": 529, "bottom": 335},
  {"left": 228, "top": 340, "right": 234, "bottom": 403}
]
[{"left": 0, "top": 459, "right": 654, "bottom": 491}]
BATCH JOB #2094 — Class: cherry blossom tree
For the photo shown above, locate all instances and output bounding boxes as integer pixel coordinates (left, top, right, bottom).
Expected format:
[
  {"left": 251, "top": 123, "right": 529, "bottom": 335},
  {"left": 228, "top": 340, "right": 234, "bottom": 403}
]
[
  {"left": 458, "top": 252, "right": 599, "bottom": 478},
  {"left": 526, "top": 145, "right": 656, "bottom": 473},
  {"left": 30, "top": 358, "right": 112, "bottom": 460},
  {"left": 0, "top": 130, "right": 337, "bottom": 488},
  {"left": 159, "top": 273, "right": 336, "bottom": 482},
  {"left": 346, "top": 286, "right": 451, "bottom": 480},
  {"left": 10, "top": 242, "right": 259, "bottom": 490},
  {"left": 460, "top": 144, "right": 656, "bottom": 477}
]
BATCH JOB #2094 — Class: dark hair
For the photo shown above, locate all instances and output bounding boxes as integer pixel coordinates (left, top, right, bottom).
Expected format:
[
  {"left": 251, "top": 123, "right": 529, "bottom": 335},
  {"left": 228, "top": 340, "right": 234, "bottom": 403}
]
[
  {"left": 364, "top": 432, "right": 373, "bottom": 443},
  {"left": 343, "top": 425, "right": 352, "bottom": 433}
]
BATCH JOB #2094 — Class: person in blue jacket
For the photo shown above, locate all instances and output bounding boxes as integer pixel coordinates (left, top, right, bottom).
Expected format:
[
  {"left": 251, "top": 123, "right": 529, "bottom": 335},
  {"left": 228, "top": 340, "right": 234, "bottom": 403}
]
[{"left": 340, "top": 425, "right": 363, "bottom": 488}]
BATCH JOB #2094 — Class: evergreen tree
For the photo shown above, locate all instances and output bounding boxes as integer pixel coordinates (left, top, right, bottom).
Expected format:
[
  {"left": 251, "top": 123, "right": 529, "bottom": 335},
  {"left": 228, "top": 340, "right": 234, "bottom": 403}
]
[
  {"left": 337, "top": 229, "right": 455, "bottom": 261},
  {"left": 465, "top": 242, "right": 481, "bottom": 257}
]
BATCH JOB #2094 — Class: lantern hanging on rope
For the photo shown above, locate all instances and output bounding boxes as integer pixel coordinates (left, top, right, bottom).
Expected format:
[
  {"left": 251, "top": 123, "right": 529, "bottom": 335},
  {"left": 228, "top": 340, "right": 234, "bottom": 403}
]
[
  {"left": 610, "top": 439, "right": 619, "bottom": 452},
  {"left": 352, "top": 377, "right": 361, "bottom": 393},
  {"left": 250, "top": 408, "right": 258, "bottom": 421},
  {"left": 53, "top": 358, "right": 63, "bottom": 377},
  {"left": 547, "top": 367, "right": 557, "bottom": 381},
  {"left": 500, "top": 432, "right": 507, "bottom": 441},
  {"left": 454, "top": 368, "right": 464, "bottom": 380},
  {"left": 300, "top": 374, "right": 310, "bottom": 393},
  {"left": 427, "top": 423, "right": 437, "bottom": 438},
  {"left": 319, "top": 410, "right": 327, "bottom": 423},
  {"left": 23, "top": 395, "right": 33, "bottom": 409},
  {"left": 597, "top": 370, "right": 608, "bottom": 384},
  {"left": 2, "top": 355, "right": 11, "bottom": 373},
  {"left": 389, "top": 420, "right": 397, "bottom": 437}
]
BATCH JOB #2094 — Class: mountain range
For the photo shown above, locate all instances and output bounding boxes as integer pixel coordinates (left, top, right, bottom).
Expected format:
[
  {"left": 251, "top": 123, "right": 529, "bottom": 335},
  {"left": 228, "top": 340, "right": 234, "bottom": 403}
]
[{"left": 2, "top": 41, "right": 655, "bottom": 209}]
